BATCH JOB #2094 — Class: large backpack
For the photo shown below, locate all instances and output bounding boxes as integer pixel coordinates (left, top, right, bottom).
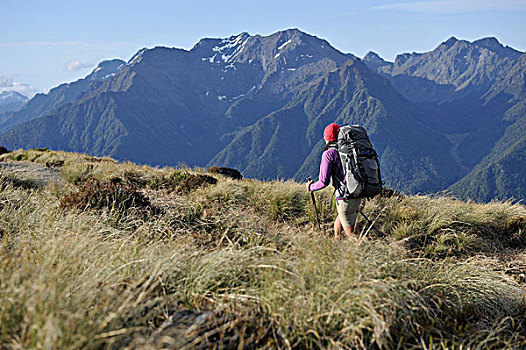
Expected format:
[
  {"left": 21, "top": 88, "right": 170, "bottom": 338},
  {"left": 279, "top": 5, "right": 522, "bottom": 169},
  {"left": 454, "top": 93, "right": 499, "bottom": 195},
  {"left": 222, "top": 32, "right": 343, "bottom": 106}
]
[{"left": 337, "top": 125, "right": 382, "bottom": 198}]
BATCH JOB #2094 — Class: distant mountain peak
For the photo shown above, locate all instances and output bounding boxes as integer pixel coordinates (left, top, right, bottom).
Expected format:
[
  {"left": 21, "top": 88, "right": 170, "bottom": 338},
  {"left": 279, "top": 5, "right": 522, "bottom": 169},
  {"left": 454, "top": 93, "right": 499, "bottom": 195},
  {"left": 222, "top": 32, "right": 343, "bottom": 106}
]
[
  {"left": 472, "top": 37, "right": 507, "bottom": 53},
  {"left": 472, "top": 37, "right": 523, "bottom": 58},
  {"left": 222, "top": 32, "right": 251, "bottom": 43},
  {"left": 209, "top": 32, "right": 251, "bottom": 63},
  {"left": 394, "top": 51, "right": 422, "bottom": 66},
  {"left": 473, "top": 36, "right": 501, "bottom": 47},
  {"left": 281, "top": 27, "right": 302, "bottom": 34},
  {"left": 435, "top": 36, "right": 523, "bottom": 59},
  {"left": 274, "top": 28, "right": 305, "bottom": 40},
  {"left": 0, "top": 91, "right": 28, "bottom": 102},
  {"left": 274, "top": 28, "right": 335, "bottom": 48},
  {"left": 0, "top": 91, "right": 29, "bottom": 113},
  {"left": 362, "top": 51, "right": 393, "bottom": 73},
  {"left": 188, "top": 28, "right": 352, "bottom": 73},
  {"left": 363, "top": 51, "right": 387, "bottom": 63},
  {"left": 441, "top": 36, "right": 459, "bottom": 49},
  {"left": 190, "top": 32, "right": 252, "bottom": 65},
  {"left": 87, "top": 59, "right": 126, "bottom": 81},
  {"left": 364, "top": 51, "right": 381, "bottom": 59}
]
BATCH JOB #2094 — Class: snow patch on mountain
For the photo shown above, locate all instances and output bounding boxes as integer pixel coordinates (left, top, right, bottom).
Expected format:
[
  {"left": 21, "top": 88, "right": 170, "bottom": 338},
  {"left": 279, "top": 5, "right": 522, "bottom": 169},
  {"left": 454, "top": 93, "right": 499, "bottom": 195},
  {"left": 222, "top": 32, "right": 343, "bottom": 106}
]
[
  {"left": 0, "top": 91, "right": 28, "bottom": 103},
  {"left": 278, "top": 39, "right": 293, "bottom": 50},
  {"left": 87, "top": 59, "right": 126, "bottom": 82},
  {"left": 0, "top": 90, "right": 29, "bottom": 112},
  {"left": 231, "top": 85, "right": 257, "bottom": 101},
  {"left": 212, "top": 33, "right": 249, "bottom": 63},
  {"left": 128, "top": 48, "right": 147, "bottom": 65}
]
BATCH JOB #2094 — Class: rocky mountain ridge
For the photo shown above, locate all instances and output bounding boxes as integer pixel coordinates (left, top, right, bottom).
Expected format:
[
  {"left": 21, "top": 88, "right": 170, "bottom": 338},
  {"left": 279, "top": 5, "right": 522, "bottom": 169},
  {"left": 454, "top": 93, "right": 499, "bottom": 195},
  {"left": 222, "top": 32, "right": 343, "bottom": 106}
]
[{"left": 0, "top": 59, "right": 125, "bottom": 133}]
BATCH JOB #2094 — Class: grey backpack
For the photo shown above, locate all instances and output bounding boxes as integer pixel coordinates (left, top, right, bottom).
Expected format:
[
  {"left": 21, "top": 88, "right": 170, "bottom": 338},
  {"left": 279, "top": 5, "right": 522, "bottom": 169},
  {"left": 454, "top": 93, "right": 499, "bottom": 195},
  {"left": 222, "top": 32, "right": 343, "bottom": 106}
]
[{"left": 337, "top": 125, "right": 382, "bottom": 198}]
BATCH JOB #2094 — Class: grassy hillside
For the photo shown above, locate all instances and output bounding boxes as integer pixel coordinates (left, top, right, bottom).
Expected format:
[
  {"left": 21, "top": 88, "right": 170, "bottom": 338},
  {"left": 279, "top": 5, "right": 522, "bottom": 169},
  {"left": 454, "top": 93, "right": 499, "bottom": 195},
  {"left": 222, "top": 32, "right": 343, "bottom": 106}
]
[{"left": 1, "top": 149, "right": 525, "bottom": 349}]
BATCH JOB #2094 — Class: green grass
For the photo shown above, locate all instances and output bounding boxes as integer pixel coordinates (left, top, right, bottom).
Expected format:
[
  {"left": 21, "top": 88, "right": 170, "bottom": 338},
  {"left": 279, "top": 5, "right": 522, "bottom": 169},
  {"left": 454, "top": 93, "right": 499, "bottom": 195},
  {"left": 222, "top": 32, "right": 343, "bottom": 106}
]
[{"left": 0, "top": 149, "right": 525, "bottom": 349}]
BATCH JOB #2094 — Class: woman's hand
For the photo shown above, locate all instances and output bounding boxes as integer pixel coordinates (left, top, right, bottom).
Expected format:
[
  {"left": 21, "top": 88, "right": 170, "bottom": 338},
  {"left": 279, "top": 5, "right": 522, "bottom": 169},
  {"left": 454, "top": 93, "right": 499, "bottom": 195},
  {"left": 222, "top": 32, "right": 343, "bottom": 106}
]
[{"left": 306, "top": 180, "right": 314, "bottom": 191}]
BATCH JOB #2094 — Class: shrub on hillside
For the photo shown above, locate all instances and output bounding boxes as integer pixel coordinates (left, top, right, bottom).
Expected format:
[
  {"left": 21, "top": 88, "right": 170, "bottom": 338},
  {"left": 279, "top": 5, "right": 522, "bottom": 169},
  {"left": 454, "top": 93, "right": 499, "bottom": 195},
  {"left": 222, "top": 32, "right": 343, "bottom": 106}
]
[
  {"left": 207, "top": 166, "right": 243, "bottom": 179},
  {"left": 177, "top": 173, "right": 217, "bottom": 194},
  {"left": 151, "top": 171, "right": 218, "bottom": 193},
  {"left": 59, "top": 179, "right": 155, "bottom": 216},
  {"left": 108, "top": 170, "right": 218, "bottom": 193},
  {"left": 45, "top": 160, "right": 64, "bottom": 168}
]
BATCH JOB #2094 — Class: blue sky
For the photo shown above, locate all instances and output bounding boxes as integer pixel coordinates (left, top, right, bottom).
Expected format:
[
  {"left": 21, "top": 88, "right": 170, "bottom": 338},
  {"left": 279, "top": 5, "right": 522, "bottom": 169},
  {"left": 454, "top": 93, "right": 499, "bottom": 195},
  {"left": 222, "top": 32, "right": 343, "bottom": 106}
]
[{"left": 1, "top": 0, "right": 525, "bottom": 97}]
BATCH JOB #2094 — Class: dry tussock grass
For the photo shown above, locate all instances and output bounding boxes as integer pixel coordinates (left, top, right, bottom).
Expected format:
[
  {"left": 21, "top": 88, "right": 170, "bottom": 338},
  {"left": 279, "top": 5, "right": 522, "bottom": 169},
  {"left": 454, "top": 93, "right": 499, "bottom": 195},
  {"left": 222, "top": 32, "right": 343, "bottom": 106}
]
[
  {"left": 369, "top": 194, "right": 526, "bottom": 257},
  {"left": 0, "top": 149, "right": 525, "bottom": 349}
]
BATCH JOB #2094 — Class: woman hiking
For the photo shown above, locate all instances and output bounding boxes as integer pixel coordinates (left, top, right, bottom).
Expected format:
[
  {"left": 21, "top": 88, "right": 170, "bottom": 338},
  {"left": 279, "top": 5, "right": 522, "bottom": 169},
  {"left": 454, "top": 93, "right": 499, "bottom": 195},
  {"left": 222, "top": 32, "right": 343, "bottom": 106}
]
[{"left": 307, "top": 123, "right": 362, "bottom": 239}]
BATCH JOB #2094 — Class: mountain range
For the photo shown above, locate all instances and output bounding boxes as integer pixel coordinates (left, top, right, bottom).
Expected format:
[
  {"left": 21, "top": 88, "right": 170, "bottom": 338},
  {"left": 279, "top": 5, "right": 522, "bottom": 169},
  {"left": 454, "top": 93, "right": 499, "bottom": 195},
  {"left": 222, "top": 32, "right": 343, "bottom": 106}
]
[
  {"left": 0, "top": 59, "right": 125, "bottom": 134},
  {"left": 0, "top": 29, "right": 524, "bottom": 201}
]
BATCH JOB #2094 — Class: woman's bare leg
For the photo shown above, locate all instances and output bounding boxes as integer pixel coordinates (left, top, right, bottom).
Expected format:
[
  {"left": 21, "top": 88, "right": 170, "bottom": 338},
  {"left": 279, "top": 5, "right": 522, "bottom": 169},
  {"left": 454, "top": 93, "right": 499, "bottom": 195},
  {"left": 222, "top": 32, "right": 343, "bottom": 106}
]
[
  {"left": 334, "top": 216, "right": 342, "bottom": 239},
  {"left": 337, "top": 216, "right": 359, "bottom": 239},
  {"left": 342, "top": 224, "right": 353, "bottom": 238}
]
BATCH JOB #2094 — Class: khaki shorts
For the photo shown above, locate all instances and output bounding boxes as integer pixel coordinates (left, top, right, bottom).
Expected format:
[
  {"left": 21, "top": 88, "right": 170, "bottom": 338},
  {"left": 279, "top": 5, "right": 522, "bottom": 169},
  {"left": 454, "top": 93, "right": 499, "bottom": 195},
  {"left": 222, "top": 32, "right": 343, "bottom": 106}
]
[{"left": 336, "top": 198, "right": 362, "bottom": 228}]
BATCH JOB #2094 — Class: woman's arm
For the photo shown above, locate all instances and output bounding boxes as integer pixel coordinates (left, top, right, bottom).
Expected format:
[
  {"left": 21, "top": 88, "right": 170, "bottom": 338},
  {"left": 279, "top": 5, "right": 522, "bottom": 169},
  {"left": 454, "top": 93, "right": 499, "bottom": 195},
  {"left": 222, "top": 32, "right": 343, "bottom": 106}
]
[{"left": 310, "top": 150, "right": 334, "bottom": 191}]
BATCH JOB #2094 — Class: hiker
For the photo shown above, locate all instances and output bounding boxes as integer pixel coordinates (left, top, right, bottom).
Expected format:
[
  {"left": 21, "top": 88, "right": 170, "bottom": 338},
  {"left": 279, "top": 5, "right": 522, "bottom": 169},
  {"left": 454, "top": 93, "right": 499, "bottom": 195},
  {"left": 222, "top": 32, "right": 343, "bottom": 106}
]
[{"left": 307, "top": 123, "right": 362, "bottom": 239}]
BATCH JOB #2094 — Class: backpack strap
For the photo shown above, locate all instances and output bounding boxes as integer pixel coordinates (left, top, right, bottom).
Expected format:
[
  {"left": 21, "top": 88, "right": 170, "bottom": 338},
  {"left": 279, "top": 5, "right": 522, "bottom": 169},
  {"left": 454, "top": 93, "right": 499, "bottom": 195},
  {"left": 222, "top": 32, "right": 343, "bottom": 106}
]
[{"left": 328, "top": 144, "right": 350, "bottom": 199}]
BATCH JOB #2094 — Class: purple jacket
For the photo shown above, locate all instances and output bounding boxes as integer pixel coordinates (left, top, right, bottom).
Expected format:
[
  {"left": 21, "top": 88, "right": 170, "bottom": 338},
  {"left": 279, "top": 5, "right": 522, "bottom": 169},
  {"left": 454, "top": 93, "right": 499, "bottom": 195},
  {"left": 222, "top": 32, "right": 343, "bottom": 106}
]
[{"left": 310, "top": 148, "right": 345, "bottom": 195}]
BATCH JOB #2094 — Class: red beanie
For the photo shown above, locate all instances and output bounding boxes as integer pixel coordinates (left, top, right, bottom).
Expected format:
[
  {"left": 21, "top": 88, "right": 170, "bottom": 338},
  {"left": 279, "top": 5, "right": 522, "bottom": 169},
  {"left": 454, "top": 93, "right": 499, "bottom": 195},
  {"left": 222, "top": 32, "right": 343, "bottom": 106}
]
[{"left": 323, "top": 123, "right": 340, "bottom": 143}]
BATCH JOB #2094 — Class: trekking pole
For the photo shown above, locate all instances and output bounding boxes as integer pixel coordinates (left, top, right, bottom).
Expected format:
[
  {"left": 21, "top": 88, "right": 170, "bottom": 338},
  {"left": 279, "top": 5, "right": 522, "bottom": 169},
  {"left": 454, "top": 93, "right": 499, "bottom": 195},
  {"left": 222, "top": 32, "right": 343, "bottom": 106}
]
[
  {"left": 307, "top": 178, "right": 322, "bottom": 231},
  {"left": 359, "top": 210, "right": 386, "bottom": 239}
]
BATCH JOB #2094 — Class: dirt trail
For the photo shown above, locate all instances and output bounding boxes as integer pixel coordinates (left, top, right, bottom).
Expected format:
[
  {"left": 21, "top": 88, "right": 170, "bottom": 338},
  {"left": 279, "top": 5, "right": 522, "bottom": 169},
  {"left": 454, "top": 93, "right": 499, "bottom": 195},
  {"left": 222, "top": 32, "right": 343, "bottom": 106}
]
[{"left": 0, "top": 161, "right": 63, "bottom": 186}]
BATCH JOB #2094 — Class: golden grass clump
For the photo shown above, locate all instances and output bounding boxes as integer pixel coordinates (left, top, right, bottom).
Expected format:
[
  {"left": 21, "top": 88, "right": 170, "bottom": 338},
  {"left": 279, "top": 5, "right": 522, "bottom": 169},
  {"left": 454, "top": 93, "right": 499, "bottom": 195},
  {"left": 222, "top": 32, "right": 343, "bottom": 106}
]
[{"left": 358, "top": 191, "right": 525, "bottom": 257}]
